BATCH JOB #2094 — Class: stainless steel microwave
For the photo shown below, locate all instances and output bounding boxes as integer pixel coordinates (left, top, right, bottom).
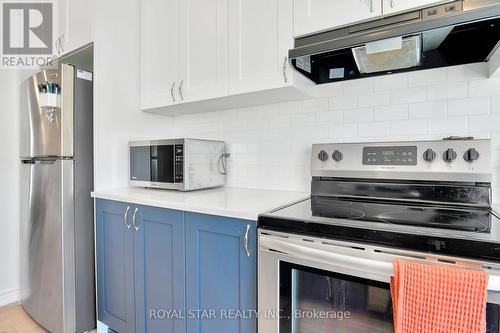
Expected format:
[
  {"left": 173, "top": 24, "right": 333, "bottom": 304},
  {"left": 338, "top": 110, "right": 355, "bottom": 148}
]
[{"left": 129, "top": 139, "right": 226, "bottom": 191}]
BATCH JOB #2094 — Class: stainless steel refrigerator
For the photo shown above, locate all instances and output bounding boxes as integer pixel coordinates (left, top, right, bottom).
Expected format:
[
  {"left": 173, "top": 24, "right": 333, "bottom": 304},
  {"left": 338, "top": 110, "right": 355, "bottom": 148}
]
[{"left": 20, "top": 63, "right": 95, "bottom": 333}]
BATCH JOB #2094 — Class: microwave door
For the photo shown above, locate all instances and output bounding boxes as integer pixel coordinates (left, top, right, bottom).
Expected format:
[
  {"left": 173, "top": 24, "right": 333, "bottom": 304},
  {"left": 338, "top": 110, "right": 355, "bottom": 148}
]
[
  {"left": 155, "top": 145, "right": 174, "bottom": 183},
  {"left": 130, "top": 146, "right": 152, "bottom": 182}
]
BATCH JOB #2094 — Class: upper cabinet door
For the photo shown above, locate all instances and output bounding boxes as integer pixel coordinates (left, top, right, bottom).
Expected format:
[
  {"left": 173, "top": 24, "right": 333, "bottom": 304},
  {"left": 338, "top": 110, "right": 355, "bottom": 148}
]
[
  {"left": 293, "top": 0, "right": 382, "bottom": 37},
  {"left": 133, "top": 205, "right": 186, "bottom": 333},
  {"left": 140, "top": 0, "right": 180, "bottom": 109},
  {"left": 185, "top": 213, "right": 257, "bottom": 333},
  {"left": 57, "top": 0, "right": 93, "bottom": 55},
  {"left": 383, "top": 0, "right": 453, "bottom": 16},
  {"left": 179, "top": 0, "right": 229, "bottom": 103},
  {"left": 96, "top": 200, "right": 135, "bottom": 333},
  {"left": 228, "top": 0, "right": 293, "bottom": 95}
]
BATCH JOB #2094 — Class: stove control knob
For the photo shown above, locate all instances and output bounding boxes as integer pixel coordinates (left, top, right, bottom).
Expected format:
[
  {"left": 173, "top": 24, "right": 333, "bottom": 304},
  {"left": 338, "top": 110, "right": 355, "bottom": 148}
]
[
  {"left": 443, "top": 148, "right": 457, "bottom": 162},
  {"left": 318, "top": 150, "right": 329, "bottom": 162},
  {"left": 423, "top": 149, "right": 436, "bottom": 162},
  {"left": 332, "top": 150, "right": 343, "bottom": 162},
  {"left": 463, "top": 148, "right": 480, "bottom": 162}
]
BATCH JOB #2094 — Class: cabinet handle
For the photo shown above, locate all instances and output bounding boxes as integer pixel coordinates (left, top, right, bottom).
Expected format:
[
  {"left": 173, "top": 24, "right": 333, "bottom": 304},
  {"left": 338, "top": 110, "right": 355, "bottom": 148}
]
[
  {"left": 243, "top": 225, "right": 251, "bottom": 257},
  {"left": 178, "top": 80, "right": 184, "bottom": 101},
  {"left": 132, "top": 208, "right": 140, "bottom": 231},
  {"left": 391, "top": 0, "right": 395, "bottom": 8},
  {"left": 123, "top": 206, "right": 131, "bottom": 229},
  {"left": 370, "top": 0, "right": 374, "bottom": 12},
  {"left": 282, "top": 57, "right": 288, "bottom": 83},
  {"left": 170, "top": 82, "right": 176, "bottom": 103}
]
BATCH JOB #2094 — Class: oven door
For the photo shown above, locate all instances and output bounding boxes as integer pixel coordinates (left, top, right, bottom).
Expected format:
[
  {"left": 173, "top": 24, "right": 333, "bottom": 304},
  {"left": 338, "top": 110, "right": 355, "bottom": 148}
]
[
  {"left": 258, "top": 231, "right": 500, "bottom": 333},
  {"left": 129, "top": 144, "right": 177, "bottom": 188}
]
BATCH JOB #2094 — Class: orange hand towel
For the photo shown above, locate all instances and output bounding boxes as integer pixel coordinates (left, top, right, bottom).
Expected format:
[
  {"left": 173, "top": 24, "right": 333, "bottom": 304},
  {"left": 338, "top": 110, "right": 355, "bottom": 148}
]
[{"left": 391, "top": 260, "right": 489, "bottom": 333}]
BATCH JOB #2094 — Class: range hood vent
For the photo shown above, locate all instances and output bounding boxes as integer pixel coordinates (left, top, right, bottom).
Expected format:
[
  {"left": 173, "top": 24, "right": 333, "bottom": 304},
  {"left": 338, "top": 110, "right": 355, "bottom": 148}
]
[
  {"left": 290, "top": 0, "right": 500, "bottom": 84},
  {"left": 352, "top": 35, "right": 422, "bottom": 74}
]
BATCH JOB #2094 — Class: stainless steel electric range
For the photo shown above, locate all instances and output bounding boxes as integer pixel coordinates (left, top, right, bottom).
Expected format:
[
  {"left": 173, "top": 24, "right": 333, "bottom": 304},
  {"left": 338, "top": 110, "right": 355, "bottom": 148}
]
[{"left": 258, "top": 139, "right": 500, "bottom": 333}]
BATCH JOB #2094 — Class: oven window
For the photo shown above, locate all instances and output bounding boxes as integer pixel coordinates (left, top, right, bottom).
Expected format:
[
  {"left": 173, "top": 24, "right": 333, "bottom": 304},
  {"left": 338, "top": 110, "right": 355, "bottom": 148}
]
[
  {"left": 279, "top": 262, "right": 500, "bottom": 333},
  {"left": 130, "top": 145, "right": 174, "bottom": 183},
  {"left": 280, "top": 262, "right": 393, "bottom": 332}
]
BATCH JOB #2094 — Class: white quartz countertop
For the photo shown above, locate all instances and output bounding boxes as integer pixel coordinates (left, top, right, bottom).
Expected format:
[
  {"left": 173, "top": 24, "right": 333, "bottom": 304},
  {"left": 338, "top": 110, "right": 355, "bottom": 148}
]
[{"left": 91, "top": 187, "right": 310, "bottom": 221}]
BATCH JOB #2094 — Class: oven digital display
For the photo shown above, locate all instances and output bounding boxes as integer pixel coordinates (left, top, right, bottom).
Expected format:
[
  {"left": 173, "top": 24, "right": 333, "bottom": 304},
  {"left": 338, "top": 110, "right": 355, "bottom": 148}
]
[{"left": 363, "top": 146, "right": 417, "bottom": 165}]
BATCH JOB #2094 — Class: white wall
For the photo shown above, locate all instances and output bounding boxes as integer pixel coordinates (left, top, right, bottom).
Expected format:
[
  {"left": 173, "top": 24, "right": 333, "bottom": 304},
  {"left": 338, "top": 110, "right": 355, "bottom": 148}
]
[
  {"left": 0, "top": 69, "right": 20, "bottom": 305},
  {"left": 172, "top": 63, "right": 500, "bottom": 202},
  {"left": 93, "top": 0, "right": 174, "bottom": 190}
]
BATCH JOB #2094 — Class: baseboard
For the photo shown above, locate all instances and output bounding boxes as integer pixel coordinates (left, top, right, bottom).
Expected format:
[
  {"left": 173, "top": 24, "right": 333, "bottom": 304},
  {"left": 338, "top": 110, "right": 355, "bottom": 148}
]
[{"left": 0, "top": 288, "right": 19, "bottom": 307}]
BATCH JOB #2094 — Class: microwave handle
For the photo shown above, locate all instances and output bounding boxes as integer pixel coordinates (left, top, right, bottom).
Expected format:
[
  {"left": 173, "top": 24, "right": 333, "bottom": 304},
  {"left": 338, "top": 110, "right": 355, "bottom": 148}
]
[{"left": 260, "top": 234, "right": 500, "bottom": 296}]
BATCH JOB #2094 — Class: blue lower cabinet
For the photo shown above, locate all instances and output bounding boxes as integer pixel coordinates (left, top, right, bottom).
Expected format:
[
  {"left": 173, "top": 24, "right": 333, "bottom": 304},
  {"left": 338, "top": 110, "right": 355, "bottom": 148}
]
[
  {"left": 133, "top": 205, "right": 185, "bottom": 333},
  {"left": 185, "top": 212, "right": 257, "bottom": 333},
  {"left": 96, "top": 200, "right": 136, "bottom": 333},
  {"left": 96, "top": 200, "right": 257, "bottom": 333}
]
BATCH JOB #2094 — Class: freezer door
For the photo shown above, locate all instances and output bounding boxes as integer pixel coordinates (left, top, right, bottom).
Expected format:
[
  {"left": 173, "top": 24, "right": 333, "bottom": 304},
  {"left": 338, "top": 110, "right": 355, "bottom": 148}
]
[
  {"left": 20, "top": 159, "right": 75, "bottom": 333},
  {"left": 20, "top": 64, "right": 74, "bottom": 158}
]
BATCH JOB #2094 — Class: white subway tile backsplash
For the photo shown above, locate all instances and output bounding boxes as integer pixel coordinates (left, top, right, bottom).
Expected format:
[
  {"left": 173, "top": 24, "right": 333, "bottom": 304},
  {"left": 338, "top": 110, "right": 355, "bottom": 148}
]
[
  {"left": 343, "top": 108, "right": 374, "bottom": 123},
  {"left": 427, "top": 82, "right": 468, "bottom": 101},
  {"left": 427, "top": 116, "right": 467, "bottom": 135},
  {"left": 330, "top": 124, "right": 358, "bottom": 138},
  {"left": 409, "top": 68, "right": 446, "bottom": 87},
  {"left": 343, "top": 78, "right": 374, "bottom": 95},
  {"left": 316, "top": 110, "right": 343, "bottom": 124},
  {"left": 329, "top": 95, "right": 358, "bottom": 110},
  {"left": 492, "top": 96, "right": 500, "bottom": 114},
  {"left": 409, "top": 101, "right": 446, "bottom": 119},
  {"left": 391, "top": 87, "right": 427, "bottom": 104},
  {"left": 469, "top": 114, "right": 500, "bottom": 132},
  {"left": 358, "top": 91, "right": 391, "bottom": 107},
  {"left": 301, "top": 98, "right": 329, "bottom": 112},
  {"left": 278, "top": 101, "right": 302, "bottom": 115},
  {"left": 374, "top": 105, "right": 409, "bottom": 121},
  {"left": 391, "top": 119, "right": 426, "bottom": 136},
  {"left": 267, "top": 115, "right": 291, "bottom": 128},
  {"left": 291, "top": 113, "right": 316, "bottom": 127},
  {"left": 172, "top": 64, "right": 500, "bottom": 201},
  {"left": 469, "top": 78, "right": 500, "bottom": 97},
  {"left": 358, "top": 122, "right": 390, "bottom": 137},
  {"left": 447, "top": 97, "right": 490, "bottom": 116},
  {"left": 374, "top": 73, "right": 408, "bottom": 91},
  {"left": 314, "top": 81, "right": 343, "bottom": 98}
]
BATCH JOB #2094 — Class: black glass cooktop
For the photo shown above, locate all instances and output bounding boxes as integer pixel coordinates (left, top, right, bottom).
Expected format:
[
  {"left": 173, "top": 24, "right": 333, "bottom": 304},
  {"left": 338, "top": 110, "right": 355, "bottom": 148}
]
[
  {"left": 258, "top": 198, "right": 500, "bottom": 261},
  {"left": 311, "top": 197, "right": 491, "bottom": 233}
]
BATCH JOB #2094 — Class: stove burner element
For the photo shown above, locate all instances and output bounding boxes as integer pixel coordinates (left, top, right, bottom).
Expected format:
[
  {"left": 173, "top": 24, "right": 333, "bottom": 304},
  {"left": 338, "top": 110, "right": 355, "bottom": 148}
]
[
  {"left": 378, "top": 208, "right": 488, "bottom": 232},
  {"left": 313, "top": 206, "right": 365, "bottom": 220}
]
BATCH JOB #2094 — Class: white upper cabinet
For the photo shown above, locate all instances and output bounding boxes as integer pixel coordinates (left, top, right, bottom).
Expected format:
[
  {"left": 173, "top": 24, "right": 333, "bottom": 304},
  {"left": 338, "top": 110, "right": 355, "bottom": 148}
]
[
  {"left": 293, "top": 0, "right": 382, "bottom": 37},
  {"left": 56, "top": 0, "right": 93, "bottom": 55},
  {"left": 140, "top": 0, "right": 180, "bottom": 109},
  {"left": 228, "top": 0, "right": 294, "bottom": 95},
  {"left": 383, "top": 0, "right": 454, "bottom": 16},
  {"left": 178, "top": 0, "right": 229, "bottom": 103}
]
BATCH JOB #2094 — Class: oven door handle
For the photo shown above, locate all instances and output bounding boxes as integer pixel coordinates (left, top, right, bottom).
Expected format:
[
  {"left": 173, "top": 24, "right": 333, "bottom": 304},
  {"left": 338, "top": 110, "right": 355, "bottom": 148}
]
[{"left": 260, "top": 235, "right": 500, "bottom": 295}]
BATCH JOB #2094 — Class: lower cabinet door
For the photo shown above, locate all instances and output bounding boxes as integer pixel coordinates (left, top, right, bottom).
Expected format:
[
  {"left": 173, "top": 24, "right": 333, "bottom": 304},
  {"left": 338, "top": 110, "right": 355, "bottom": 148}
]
[
  {"left": 185, "top": 212, "right": 257, "bottom": 333},
  {"left": 133, "top": 205, "right": 186, "bottom": 333},
  {"left": 96, "top": 199, "right": 136, "bottom": 333}
]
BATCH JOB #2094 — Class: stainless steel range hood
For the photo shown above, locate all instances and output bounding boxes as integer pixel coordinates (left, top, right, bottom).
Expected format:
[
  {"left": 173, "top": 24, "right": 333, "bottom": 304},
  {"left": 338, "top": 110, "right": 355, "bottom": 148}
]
[{"left": 290, "top": 0, "right": 500, "bottom": 84}]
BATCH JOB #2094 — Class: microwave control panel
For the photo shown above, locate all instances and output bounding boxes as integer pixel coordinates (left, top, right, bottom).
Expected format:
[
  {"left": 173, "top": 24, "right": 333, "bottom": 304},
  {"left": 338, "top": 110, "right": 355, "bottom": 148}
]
[{"left": 174, "top": 144, "right": 184, "bottom": 183}]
